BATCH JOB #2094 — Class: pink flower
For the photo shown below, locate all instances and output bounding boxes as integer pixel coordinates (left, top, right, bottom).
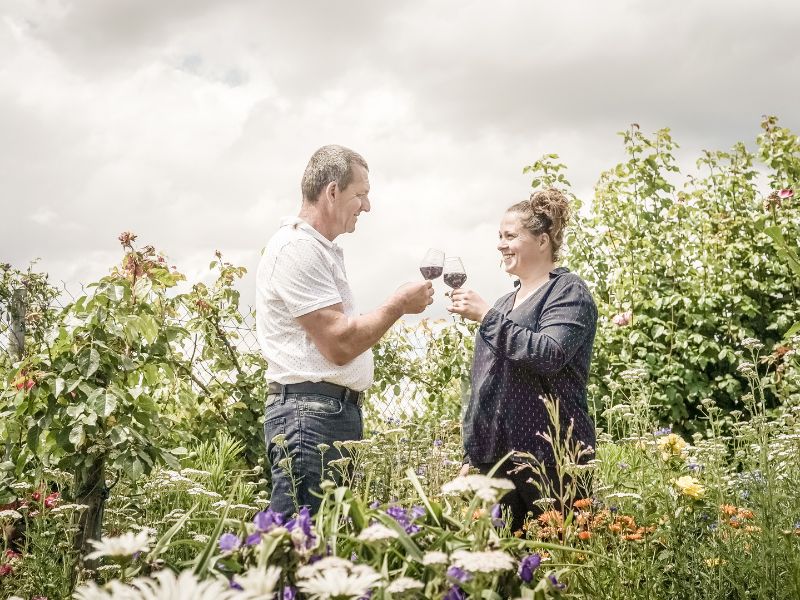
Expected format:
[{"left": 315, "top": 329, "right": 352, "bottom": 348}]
[
  {"left": 612, "top": 311, "right": 633, "bottom": 327},
  {"left": 44, "top": 492, "right": 60, "bottom": 509},
  {"left": 778, "top": 188, "right": 793, "bottom": 199}
]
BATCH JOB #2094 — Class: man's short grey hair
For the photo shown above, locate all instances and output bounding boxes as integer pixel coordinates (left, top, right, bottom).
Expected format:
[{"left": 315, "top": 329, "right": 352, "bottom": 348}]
[{"left": 301, "top": 145, "right": 368, "bottom": 203}]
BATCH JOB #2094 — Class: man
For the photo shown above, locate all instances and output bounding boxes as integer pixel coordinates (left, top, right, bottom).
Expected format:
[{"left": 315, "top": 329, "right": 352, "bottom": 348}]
[{"left": 256, "top": 144, "right": 433, "bottom": 517}]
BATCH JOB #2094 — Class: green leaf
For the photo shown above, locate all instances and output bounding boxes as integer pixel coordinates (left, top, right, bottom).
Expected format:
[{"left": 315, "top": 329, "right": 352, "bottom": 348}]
[
  {"left": 69, "top": 424, "right": 85, "bottom": 448},
  {"left": 93, "top": 391, "right": 118, "bottom": 418},
  {"left": 80, "top": 348, "right": 101, "bottom": 378},
  {"left": 133, "top": 277, "right": 152, "bottom": 300}
]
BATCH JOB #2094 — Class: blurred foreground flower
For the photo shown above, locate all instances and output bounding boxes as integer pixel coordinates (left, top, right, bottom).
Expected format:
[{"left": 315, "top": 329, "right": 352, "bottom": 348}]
[
  {"left": 442, "top": 474, "right": 514, "bottom": 503},
  {"left": 74, "top": 569, "right": 231, "bottom": 600},
  {"left": 85, "top": 530, "right": 152, "bottom": 561},
  {"left": 296, "top": 556, "right": 382, "bottom": 600}
]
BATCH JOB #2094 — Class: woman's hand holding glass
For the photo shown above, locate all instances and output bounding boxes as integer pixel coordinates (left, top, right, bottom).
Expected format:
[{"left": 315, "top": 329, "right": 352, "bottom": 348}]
[{"left": 447, "top": 287, "right": 490, "bottom": 322}]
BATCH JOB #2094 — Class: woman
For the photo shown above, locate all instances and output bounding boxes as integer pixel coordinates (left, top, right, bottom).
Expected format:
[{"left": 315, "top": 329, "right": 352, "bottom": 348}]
[{"left": 449, "top": 188, "right": 597, "bottom": 532}]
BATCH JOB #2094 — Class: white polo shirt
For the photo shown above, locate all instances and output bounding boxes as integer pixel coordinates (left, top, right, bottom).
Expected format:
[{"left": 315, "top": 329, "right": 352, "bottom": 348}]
[{"left": 256, "top": 216, "right": 374, "bottom": 392}]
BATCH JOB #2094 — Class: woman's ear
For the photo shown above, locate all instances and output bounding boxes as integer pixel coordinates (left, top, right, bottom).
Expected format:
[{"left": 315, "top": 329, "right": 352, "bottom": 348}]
[{"left": 539, "top": 232, "right": 551, "bottom": 252}]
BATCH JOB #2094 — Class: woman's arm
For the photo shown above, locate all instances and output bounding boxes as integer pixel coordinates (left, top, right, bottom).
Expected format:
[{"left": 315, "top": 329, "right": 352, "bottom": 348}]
[{"left": 479, "top": 277, "right": 597, "bottom": 374}]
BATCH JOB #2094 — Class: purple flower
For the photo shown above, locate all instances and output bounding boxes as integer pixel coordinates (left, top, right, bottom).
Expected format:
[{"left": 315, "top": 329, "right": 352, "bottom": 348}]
[
  {"left": 369, "top": 500, "right": 380, "bottom": 509},
  {"left": 618, "top": 462, "right": 630, "bottom": 470},
  {"left": 229, "top": 580, "right": 243, "bottom": 590},
  {"left": 443, "top": 585, "right": 467, "bottom": 600},
  {"left": 519, "top": 554, "right": 541, "bottom": 583},
  {"left": 286, "top": 507, "right": 316, "bottom": 552},
  {"left": 653, "top": 426, "right": 672, "bottom": 436},
  {"left": 245, "top": 532, "right": 262, "bottom": 546},
  {"left": 490, "top": 504, "right": 505, "bottom": 528},
  {"left": 283, "top": 586, "right": 297, "bottom": 600},
  {"left": 433, "top": 439, "right": 443, "bottom": 447},
  {"left": 688, "top": 463, "right": 703, "bottom": 472},
  {"left": 386, "top": 505, "right": 423, "bottom": 534},
  {"left": 218, "top": 533, "right": 241, "bottom": 553},
  {"left": 548, "top": 574, "right": 566, "bottom": 591},
  {"left": 446, "top": 565, "right": 471, "bottom": 583},
  {"left": 254, "top": 509, "right": 284, "bottom": 532}
]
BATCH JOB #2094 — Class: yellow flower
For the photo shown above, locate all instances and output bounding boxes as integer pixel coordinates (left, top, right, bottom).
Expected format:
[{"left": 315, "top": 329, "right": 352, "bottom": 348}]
[
  {"left": 658, "top": 434, "right": 687, "bottom": 460},
  {"left": 675, "top": 475, "right": 705, "bottom": 499},
  {"left": 705, "top": 558, "right": 727, "bottom": 567}
]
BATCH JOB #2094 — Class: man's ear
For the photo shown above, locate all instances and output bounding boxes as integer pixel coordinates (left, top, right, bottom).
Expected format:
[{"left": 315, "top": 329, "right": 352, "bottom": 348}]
[{"left": 324, "top": 180, "right": 338, "bottom": 204}]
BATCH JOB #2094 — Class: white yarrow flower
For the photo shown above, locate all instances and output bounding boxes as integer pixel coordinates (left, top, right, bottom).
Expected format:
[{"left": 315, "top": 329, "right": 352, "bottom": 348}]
[
  {"left": 0, "top": 509, "right": 23, "bottom": 520},
  {"left": 451, "top": 549, "right": 515, "bottom": 573},
  {"left": 85, "top": 530, "right": 152, "bottom": 561},
  {"left": 386, "top": 577, "right": 424, "bottom": 594},
  {"left": 421, "top": 551, "right": 449, "bottom": 566},
  {"left": 441, "top": 474, "right": 514, "bottom": 503},
  {"left": 357, "top": 523, "right": 400, "bottom": 542}
]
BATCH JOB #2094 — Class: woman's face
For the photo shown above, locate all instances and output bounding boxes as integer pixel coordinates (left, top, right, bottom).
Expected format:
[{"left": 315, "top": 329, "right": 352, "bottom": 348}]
[{"left": 497, "top": 211, "right": 549, "bottom": 276}]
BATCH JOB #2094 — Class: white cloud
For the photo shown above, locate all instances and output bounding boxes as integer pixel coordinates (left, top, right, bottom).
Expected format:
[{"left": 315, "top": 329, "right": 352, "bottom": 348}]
[{"left": 1, "top": 0, "right": 799, "bottom": 322}]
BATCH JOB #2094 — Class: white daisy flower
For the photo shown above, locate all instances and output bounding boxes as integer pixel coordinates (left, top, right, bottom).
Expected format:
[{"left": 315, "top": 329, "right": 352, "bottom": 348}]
[
  {"left": 85, "top": 530, "right": 152, "bottom": 561},
  {"left": 297, "top": 557, "right": 382, "bottom": 600},
  {"left": 451, "top": 549, "right": 515, "bottom": 573},
  {"left": 357, "top": 524, "right": 400, "bottom": 542},
  {"left": 231, "top": 566, "right": 282, "bottom": 599},
  {"left": 74, "top": 568, "right": 231, "bottom": 600}
]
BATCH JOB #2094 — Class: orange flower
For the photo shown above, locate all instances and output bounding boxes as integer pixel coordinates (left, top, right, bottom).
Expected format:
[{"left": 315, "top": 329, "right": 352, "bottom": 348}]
[
  {"left": 472, "top": 508, "right": 486, "bottom": 520},
  {"left": 538, "top": 510, "right": 564, "bottom": 527},
  {"left": 720, "top": 504, "right": 737, "bottom": 516},
  {"left": 744, "top": 525, "right": 761, "bottom": 534},
  {"left": 609, "top": 523, "right": 622, "bottom": 534},
  {"left": 737, "top": 509, "right": 754, "bottom": 520},
  {"left": 574, "top": 498, "right": 592, "bottom": 510},
  {"left": 624, "top": 533, "right": 643, "bottom": 541},
  {"left": 578, "top": 530, "right": 592, "bottom": 541}
]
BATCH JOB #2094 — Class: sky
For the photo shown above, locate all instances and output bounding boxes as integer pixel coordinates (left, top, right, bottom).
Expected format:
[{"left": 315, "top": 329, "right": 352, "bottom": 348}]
[{"left": 2, "top": 0, "right": 799, "bottom": 321}]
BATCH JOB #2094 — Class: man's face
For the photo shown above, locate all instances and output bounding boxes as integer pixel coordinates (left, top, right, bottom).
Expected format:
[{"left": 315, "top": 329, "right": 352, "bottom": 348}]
[{"left": 337, "top": 164, "right": 371, "bottom": 234}]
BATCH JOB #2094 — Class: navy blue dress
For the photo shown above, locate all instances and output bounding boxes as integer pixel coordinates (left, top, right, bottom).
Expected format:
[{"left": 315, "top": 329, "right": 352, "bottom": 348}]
[{"left": 463, "top": 267, "right": 597, "bottom": 467}]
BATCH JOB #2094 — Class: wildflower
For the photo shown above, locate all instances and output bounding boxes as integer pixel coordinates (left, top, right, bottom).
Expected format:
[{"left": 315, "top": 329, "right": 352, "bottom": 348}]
[
  {"left": 441, "top": 474, "right": 514, "bottom": 503},
  {"left": 296, "top": 557, "right": 382, "bottom": 600},
  {"left": 254, "top": 509, "right": 284, "bottom": 533},
  {"left": 385, "top": 505, "right": 424, "bottom": 534},
  {"left": 0, "top": 510, "right": 23, "bottom": 521},
  {"left": 386, "top": 577, "right": 424, "bottom": 594},
  {"left": 548, "top": 574, "right": 567, "bottom": 591},
  {"left": 720, "top": 504, "right": 737, "bottom": 516},
  {"left": 433, "top": 439, "right": 443, "bottom": 447},
  {"left": 519, "top": 554, "right": 541, "bottom": 582},
  {"left": 578, "top": 530, "right": 592, "bottom": 541},
  {"left": 451, "top": 549, "right": 515, "bottom": 573},
  {"left": 490, "top": 503, "right": 505, "bottom": 528},
  {"left": 741, "top": 338, "right": 764, "bottom": 351},
  {"left": 443, "top": 586, "right": 467, "bottom": 600},
  {"left": 620, "top": 368, "right": 647, "bottom": 382},
  {"left": 538, "top": 510, "right": 564, "bottom": 528},
  {"left": 283, "top": 586, "right": 297, "bottom": 600},
  {"left": 657, "top": 433, "right": 687, "bottom": 459},
  {"left": 74, "top": 569, "right": 230, "bottom": 599},
  {"left": 574, "top": 498, "right": 592, "bottom": 510},
  {"left": 356, "top": 524, "right": 399, "bottom": 542},
  {"left": 218, "top": 533, "right": 241, "bottom": 553},
  {"left": 612, "top": 311, "right": 632, "bottom": 326},
  {"left": 446, "top": 565, "right": 471, "bottom": 583},
  {"left": 736, "top": 362, "right": 756, "bottom": 378},
  {"left": 422, "top": 551, "right": 449, "bottom": 566},
  {"left": 230, "top": 566, "right": 282, "bottom": 599},
  {"left": 85, "top": 530, "right": 152, "bottom": 561},
  {"left": 653, "top": 426, "right": 672, "bottom": 436},
  {"left": 705, "top": 558, "right": 727, "bottom": 567},
  {"left": 675, "top": 475, "right": 705, "bottom": 499},
  {"left": 285, "top": 506, "right": 315, "bottom": 546},
  {"left": 778, "top": 188, "right": 794, "bottom": 199}
]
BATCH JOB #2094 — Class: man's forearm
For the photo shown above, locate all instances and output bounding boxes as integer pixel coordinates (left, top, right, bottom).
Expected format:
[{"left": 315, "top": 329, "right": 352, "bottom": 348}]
[{"left": 333, "top": 301, "right": 404, "bottom": 365}]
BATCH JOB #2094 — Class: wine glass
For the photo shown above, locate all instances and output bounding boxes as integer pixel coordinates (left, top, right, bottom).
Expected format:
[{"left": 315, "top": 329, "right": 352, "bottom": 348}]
[
  {"left": 443, "top": 256, "right": 467, "bottom": 289},
  {"left": 420, "top": 248, "right": 444, "bottom": 280}
]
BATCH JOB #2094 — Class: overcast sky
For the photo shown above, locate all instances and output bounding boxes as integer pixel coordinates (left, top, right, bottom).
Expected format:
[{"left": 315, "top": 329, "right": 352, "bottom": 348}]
[{"left": 2, "top": 0, "right": 799, "bottom": 320}]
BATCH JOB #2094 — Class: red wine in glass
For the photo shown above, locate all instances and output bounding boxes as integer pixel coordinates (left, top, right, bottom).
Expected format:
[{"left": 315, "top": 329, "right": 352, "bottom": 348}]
[
  {"left": 420, "top": 248, "right": 444, "bottom": 280},
  {"left": 443, "top": 257, "right": 467, "bottom": 289}
]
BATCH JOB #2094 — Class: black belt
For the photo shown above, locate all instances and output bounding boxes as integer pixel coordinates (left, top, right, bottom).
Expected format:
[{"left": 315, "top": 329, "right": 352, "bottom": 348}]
[{"left": 268, "top": 381, "right": 363, "bottom": 407}]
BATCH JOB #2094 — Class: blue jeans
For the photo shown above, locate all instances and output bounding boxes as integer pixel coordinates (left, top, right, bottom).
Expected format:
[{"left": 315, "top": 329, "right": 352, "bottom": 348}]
[{"left": 264, "top": 391, "right": 363, "bottom": 518}]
